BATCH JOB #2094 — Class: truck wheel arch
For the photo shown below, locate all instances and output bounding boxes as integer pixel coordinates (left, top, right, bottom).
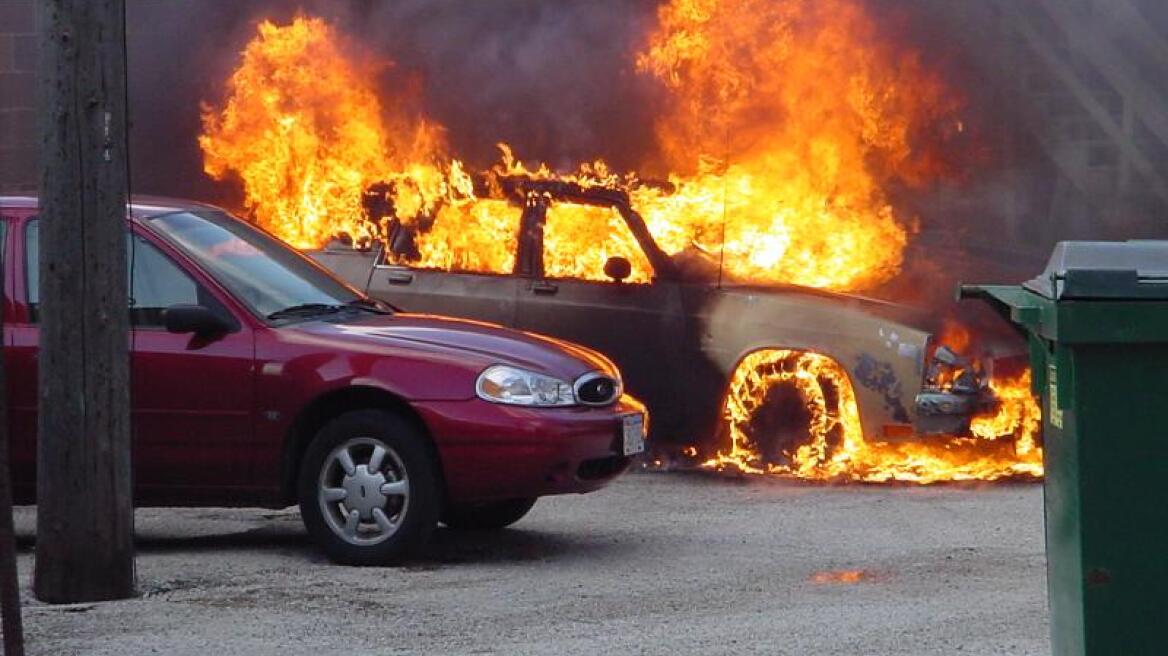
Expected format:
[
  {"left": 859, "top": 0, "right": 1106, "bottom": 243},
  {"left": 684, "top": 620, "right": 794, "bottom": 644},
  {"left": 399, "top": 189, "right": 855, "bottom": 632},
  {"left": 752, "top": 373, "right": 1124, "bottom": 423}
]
[{"left": 717, "top": 347, "right": 866, "bottom": 464}]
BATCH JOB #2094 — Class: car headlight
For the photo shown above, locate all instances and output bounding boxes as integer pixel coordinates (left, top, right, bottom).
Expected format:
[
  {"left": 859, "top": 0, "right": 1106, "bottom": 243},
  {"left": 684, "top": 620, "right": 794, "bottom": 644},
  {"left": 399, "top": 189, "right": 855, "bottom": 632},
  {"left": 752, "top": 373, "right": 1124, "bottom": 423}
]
[{"left": 476, "top": 365, "right": 576, "bottom": 407}]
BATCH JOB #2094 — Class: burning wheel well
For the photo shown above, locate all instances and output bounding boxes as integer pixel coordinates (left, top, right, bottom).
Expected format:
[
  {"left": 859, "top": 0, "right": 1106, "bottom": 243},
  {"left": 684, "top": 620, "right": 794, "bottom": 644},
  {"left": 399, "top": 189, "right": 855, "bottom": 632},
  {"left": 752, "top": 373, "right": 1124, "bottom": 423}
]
[
  {"left": 715, "top": 349, "right": 865, "bottom": 473},
  {"left": 281, "top": 386, "right": 444, "bottom": 505}
]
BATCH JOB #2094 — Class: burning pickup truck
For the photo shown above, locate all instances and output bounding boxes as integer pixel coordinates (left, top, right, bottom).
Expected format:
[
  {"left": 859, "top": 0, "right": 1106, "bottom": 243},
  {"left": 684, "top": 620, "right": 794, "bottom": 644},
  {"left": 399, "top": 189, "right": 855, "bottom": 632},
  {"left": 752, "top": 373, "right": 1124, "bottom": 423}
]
[
  {"left": 196, "top": 14, "right": 1041, "bottom": 483},
  {"left": 310, "top": 178, "right": 1025, "bottom": 479}
]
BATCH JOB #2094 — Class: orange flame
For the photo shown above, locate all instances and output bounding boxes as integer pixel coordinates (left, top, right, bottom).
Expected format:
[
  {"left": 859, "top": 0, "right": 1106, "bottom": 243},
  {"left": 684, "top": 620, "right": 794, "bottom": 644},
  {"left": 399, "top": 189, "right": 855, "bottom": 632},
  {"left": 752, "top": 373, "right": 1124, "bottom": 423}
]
[
  {"left": 200, "top": 1, "right": 962, "bottom": 291},
  {"left": 631, "top": 0, "right": 961, "bottom": 290},
  {"left": 810, "top": 570, "right": 872, "bottom": 584},
  {"left": 704, "top": 350, "right": 1043, "bottom": 484},
  {"left": 198, "top": 13, "right": 1041, "bottom": 484},
  {"left": 199, "top": 17, "right": 445, "bottom": 248}
]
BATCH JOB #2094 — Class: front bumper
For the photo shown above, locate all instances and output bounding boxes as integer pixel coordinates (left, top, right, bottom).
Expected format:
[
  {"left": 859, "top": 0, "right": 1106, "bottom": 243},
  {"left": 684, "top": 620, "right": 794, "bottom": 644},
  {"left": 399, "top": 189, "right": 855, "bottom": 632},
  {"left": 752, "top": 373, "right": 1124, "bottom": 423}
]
[
  {"left": 414, "top": 395, "right": 646, "bottom": 503},
  {"left": 911, "top": 346, "right": 1000, "bottom": 436},
  {"left": 914, "top": 391, "right": 982, "bottom": 435}
]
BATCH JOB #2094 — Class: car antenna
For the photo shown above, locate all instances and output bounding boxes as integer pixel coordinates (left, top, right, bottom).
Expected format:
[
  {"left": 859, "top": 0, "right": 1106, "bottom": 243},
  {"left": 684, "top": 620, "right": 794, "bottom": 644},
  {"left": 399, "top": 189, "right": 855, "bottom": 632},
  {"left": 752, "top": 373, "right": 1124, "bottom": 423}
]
[{"left": 363, "top": 240, "right": 384, "bottom": 297}]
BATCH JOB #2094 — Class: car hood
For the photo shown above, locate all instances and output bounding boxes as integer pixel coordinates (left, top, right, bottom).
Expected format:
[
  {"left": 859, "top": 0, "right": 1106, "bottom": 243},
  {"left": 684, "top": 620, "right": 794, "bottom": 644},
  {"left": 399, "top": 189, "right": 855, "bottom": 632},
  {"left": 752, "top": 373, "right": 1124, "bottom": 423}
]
[{"left": 289, "top": 312, "right": 616, "bottom": 382}]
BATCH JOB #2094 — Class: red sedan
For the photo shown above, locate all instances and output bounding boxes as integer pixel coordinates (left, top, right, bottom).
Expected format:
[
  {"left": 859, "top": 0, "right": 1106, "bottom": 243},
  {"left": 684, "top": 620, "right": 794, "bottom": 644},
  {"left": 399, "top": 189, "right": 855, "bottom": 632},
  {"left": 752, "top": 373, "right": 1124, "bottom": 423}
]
[{"left": 1, "top": 197, "right": 646, "bottom": 564}]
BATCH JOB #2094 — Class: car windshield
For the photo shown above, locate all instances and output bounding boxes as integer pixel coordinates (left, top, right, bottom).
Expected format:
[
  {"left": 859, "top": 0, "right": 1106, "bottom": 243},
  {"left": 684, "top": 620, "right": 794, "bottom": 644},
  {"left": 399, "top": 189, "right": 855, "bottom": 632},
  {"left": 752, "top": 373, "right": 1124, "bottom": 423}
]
[{"left": 145, "top": 210, "right": 366, "bottom": 320}]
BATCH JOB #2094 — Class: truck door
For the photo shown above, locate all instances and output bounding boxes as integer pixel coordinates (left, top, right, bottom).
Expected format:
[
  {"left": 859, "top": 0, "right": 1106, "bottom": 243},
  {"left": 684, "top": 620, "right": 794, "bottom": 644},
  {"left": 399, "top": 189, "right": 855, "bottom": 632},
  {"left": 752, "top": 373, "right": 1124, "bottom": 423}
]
[{"left": 513, "top": 201, "right": 690, "bottom": 438}]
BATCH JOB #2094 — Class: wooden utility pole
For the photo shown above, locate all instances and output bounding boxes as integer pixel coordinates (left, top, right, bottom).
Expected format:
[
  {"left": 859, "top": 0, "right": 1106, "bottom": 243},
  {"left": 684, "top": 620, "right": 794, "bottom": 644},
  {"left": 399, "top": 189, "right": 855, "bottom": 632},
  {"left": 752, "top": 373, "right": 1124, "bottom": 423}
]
[
  {"left": 0, "top": 270, "right": 24, "bottom": 655},
  {"left": 34, "top": 0, "right": 135, "bottom": 603}
]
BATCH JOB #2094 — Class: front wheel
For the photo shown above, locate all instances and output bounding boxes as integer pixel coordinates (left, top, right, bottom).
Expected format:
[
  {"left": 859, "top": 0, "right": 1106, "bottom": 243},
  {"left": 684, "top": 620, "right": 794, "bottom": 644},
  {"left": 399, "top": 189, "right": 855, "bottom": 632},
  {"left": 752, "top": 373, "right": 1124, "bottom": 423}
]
[
  {"left": 441, "top": 498, "right": 537, "bottom": 531},
  {"left": 298, "top": 410, "right": 440, "bottom": 565}
]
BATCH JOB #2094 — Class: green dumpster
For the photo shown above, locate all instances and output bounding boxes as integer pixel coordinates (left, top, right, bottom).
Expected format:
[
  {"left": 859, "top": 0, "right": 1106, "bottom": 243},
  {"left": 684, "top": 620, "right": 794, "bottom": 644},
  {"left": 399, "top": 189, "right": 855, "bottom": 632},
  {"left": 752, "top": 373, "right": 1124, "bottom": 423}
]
[{"left": 960, "top": 241, "right": 1168, "bottom": 656}]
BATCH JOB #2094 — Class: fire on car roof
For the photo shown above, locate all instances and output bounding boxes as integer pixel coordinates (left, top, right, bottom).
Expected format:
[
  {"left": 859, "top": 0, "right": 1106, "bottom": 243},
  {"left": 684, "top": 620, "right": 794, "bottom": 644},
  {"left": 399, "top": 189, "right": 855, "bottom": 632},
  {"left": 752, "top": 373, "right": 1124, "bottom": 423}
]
[{"left": 195, "top": 2, "right": 1044, "bottom": 484}]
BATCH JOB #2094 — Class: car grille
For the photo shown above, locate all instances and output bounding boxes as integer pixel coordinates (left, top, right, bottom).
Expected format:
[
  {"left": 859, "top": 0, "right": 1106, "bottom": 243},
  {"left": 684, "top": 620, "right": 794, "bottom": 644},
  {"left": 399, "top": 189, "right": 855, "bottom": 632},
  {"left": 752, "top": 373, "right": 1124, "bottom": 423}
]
[{"left": 574, "top": 372, "right": 621, "bottom": 406}]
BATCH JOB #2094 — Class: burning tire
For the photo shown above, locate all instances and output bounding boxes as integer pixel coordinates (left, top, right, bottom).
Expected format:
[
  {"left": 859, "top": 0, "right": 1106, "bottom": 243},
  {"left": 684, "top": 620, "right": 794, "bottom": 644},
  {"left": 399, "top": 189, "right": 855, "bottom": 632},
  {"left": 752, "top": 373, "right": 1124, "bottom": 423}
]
[
  {"left": 715, "top": 349, "right": 863, "bottom": 474},
  {"left": 298, "top": 410, "right": 440, "bottom": 565},
  {"left": 441, "top": 498, "right": 537, "bottom": 531},
  {"left": 745, "top": 381, "right": 822, "bottom": 466}
]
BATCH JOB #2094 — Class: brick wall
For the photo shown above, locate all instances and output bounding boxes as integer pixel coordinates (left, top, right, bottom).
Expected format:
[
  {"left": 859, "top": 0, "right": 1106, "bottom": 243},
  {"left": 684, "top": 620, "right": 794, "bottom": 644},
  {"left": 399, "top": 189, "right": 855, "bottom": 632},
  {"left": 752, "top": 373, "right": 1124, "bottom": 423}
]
[{"left": 0, "top": 0, "right": 37, "bottom": 193}]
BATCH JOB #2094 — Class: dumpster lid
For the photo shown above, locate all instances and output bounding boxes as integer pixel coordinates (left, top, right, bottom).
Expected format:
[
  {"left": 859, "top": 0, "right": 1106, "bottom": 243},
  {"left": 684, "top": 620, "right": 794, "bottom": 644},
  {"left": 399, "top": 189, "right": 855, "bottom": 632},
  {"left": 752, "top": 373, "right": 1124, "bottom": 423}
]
[{"left": 1024, "top": 240, "right": 1168, "bottom": 300}]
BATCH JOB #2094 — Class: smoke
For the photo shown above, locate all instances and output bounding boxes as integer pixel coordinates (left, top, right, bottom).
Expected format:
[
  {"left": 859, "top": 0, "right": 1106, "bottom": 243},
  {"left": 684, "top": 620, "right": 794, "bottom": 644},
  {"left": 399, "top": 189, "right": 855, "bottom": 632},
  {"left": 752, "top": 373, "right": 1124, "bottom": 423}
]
[
  {"left": 124, "top": 0, "right": 1167, "bottom": 317},
  {"left": 343, "top": 0, "right": 661, "bottom": 170},
  {"left": 126, "top": 0, "right": 301, "bottom": 206},
  {"left": 126, "top": 0, "right": 660, "bottom": 205}
]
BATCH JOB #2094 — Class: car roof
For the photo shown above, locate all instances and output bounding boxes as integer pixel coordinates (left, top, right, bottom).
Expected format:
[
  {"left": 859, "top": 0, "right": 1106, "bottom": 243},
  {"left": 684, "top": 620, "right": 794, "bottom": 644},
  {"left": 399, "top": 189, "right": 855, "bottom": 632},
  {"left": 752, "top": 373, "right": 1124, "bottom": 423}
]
[{"left": 0, "top": 195, "right": 230, "bottom": 221}]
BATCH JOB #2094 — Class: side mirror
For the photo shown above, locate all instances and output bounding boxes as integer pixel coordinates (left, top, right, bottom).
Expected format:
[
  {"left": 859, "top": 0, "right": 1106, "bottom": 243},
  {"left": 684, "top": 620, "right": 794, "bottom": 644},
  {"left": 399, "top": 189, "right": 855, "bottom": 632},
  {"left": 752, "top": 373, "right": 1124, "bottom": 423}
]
[
  {"left": 604, "top": 256, "right": 632, "bottom": 282},
  {"left": 162, "top": 304, "right": 233, "bottom": 336}
]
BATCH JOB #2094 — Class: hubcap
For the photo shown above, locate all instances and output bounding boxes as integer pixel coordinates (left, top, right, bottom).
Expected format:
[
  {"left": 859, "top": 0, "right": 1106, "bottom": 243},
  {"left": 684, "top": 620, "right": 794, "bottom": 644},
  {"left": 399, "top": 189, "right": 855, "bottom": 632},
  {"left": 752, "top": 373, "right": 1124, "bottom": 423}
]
[
  {"left": 318, "top": 437, "right": 410, "bottom": 546},
  {"left": 342, "top": 465, "right": 388, "bottom": 519}
]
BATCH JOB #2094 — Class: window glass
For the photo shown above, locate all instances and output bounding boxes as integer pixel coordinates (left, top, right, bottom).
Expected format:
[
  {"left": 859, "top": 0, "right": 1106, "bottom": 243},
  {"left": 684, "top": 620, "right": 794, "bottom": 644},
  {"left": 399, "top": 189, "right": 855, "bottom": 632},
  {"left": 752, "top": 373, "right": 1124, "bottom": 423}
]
[
  {"left": 542, "top": 203, "right": 652, "bottom": 283},
  {"left": 0, "top": 218, "right": 7, "bottom": 320},
  {"left": 25, "top": 221, "right": 212, "bottom": 327},
  {"left": 24, "top": 221, "right": 36, "bottom": 314},
  {"left": 146, "top": 210, "right": 359, "bottom": 318},
  {"left": 127, "top": 236, "right": 200, "bottom": 326}
]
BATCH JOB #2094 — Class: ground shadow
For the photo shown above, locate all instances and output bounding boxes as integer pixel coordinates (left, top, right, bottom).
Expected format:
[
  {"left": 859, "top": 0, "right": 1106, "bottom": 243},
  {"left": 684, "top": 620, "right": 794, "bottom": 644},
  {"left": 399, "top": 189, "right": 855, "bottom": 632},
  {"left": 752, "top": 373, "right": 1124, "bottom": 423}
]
[
  {"left": 416, "top": 526, "right": 629, "bottom": 567},
  {"left": 14, "top": 520, "right": 633, "bottom": 567},
  {"left": 15, "top": 525, "right": 313, "bottom": 555}
]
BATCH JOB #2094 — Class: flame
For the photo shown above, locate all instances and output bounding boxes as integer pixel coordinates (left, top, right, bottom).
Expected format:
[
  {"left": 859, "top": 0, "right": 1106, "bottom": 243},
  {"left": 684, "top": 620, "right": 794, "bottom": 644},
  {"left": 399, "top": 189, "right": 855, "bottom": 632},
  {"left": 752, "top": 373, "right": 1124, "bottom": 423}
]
[
  {"left": 200, "top": 1, "right": 961, "bottom": 291},
  {"left": 543, "top": 203, "right": 654, "bottom": 283},
  {"left": 198, "top": 14, "right": 1043, "bottom": 483},
  {"left": 198, "top": 16, "right": 501, "bottom": 265},
  {"left": 704, "top": 350, "right": 1043, "bottom": 484},
  {"left": 199, "top": 17, "right": 435, "bottom": 248},
  {"left": 630, "top": 0, "right": 961, "bottom": 290},
  {"left": 936, "top": 319, "right": 974, "bottom": 355},
  {"left": 810, "top": 570, "right": 872, "bottom": 584}
]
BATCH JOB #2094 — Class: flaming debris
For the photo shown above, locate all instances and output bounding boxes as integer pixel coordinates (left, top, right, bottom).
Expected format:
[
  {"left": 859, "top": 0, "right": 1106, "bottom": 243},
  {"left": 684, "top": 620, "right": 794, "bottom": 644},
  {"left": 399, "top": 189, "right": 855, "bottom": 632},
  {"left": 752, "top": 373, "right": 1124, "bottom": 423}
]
[
  {"left": 705, "top": 350, "right": 1043, "bottom": 483},
  {"left": 810, "top": 570, "right": 873, "bottom": 584}
]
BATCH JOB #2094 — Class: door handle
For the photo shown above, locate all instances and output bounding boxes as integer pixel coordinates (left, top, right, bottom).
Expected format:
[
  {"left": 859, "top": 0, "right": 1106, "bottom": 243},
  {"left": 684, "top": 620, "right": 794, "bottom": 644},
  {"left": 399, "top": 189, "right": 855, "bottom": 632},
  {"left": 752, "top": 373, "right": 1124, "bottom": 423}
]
[
  {"left": 386, "top": 270, "right": 414, "bottom": 285},
  {"left": 531, "top": 280, "right": 558, "bottom": 295}
]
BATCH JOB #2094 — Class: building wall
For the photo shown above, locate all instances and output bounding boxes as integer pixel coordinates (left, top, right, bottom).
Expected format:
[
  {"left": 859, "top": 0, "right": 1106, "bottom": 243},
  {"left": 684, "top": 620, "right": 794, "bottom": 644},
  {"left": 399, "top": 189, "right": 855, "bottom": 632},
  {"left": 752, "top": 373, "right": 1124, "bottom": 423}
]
[{"left": 0, "top": 0, "right": 37, "bottom": 194}]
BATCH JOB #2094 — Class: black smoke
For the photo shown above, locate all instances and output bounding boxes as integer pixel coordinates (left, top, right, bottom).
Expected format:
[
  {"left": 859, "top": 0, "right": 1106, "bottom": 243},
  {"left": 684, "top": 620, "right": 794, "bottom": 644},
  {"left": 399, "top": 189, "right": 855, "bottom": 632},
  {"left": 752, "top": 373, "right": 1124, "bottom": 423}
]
[
  {"left": 124, "top": 0, "right": 1168, "bottom": 318},
  {"left": 126, "top": 0, "right": 660, "bottom": 206}
]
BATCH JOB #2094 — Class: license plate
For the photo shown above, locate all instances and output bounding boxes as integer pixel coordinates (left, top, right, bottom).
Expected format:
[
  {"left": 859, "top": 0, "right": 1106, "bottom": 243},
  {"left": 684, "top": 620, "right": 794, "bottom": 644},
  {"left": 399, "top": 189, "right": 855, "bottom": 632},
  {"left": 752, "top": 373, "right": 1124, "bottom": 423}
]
[{"left": 622, "top": 414, "right": 645, "bottom": 456}]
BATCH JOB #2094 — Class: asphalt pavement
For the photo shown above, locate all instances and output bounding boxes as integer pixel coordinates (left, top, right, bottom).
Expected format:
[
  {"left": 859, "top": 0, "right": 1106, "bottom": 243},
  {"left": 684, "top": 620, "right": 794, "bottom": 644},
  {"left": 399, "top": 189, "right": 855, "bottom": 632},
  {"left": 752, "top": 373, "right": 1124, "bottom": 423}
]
[{"left": 13, "top": 472, "right": 1049, "bottom": 655}]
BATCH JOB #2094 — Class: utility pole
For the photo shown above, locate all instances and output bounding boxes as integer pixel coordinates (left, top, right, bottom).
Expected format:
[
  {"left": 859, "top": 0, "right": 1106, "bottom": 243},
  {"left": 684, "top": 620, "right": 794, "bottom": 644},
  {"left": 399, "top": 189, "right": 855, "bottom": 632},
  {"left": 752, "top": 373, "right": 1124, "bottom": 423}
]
[
  {"left": 34, "top": 0, "right": 135, "bottom": 603},
  {"left": 0, "top": 269, "right": 24, "bottom": 655}
]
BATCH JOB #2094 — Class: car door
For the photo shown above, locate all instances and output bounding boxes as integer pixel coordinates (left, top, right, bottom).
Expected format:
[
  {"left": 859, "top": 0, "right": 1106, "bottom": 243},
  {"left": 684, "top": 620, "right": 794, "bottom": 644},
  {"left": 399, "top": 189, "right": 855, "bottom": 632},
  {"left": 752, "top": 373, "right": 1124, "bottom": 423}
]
[
  {"left": 19, "top": 220, "right": 256, "bottom": 503},
  {"left": 0, "top": 214, "right": 39, "bottom": 503},
  {"left": 8, "top": 216, "right": 45, "bottom": 500},
  {"left": 513, "top": 202, "right": 691, "bottom": 437}
]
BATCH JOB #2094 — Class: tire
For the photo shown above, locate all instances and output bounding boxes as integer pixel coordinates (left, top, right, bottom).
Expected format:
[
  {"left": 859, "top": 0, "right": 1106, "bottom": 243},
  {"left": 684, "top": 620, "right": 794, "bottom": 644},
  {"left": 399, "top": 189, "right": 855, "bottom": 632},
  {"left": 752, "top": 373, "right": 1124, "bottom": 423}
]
[
  {"left": 441, "top": 498, "right": 537, "bottom": 531},
  {"left": 747, "top": 383, "right": 814, "bottom": 465},
  {"left": 298, "top": 409, "right": 440, "bottom": 565}
]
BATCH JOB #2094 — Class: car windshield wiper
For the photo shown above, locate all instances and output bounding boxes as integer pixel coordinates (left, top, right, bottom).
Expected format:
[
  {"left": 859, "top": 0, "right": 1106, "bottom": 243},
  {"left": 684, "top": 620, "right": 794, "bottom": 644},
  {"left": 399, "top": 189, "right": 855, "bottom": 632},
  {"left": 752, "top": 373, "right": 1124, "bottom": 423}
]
[
  {"left": 266, "top": 303, "right": 345, "bottom": 320},
  {"left": 344, "top": 297, "right": 393, "bottom": 314}
]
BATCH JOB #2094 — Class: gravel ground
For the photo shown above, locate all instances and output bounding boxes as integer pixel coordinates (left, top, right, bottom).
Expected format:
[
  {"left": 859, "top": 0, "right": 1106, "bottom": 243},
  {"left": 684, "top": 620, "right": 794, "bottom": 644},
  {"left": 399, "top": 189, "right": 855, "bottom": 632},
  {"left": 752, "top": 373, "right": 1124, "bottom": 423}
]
[{"left": 11, "top": 472, "right": 1049, "bottom": 655}]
